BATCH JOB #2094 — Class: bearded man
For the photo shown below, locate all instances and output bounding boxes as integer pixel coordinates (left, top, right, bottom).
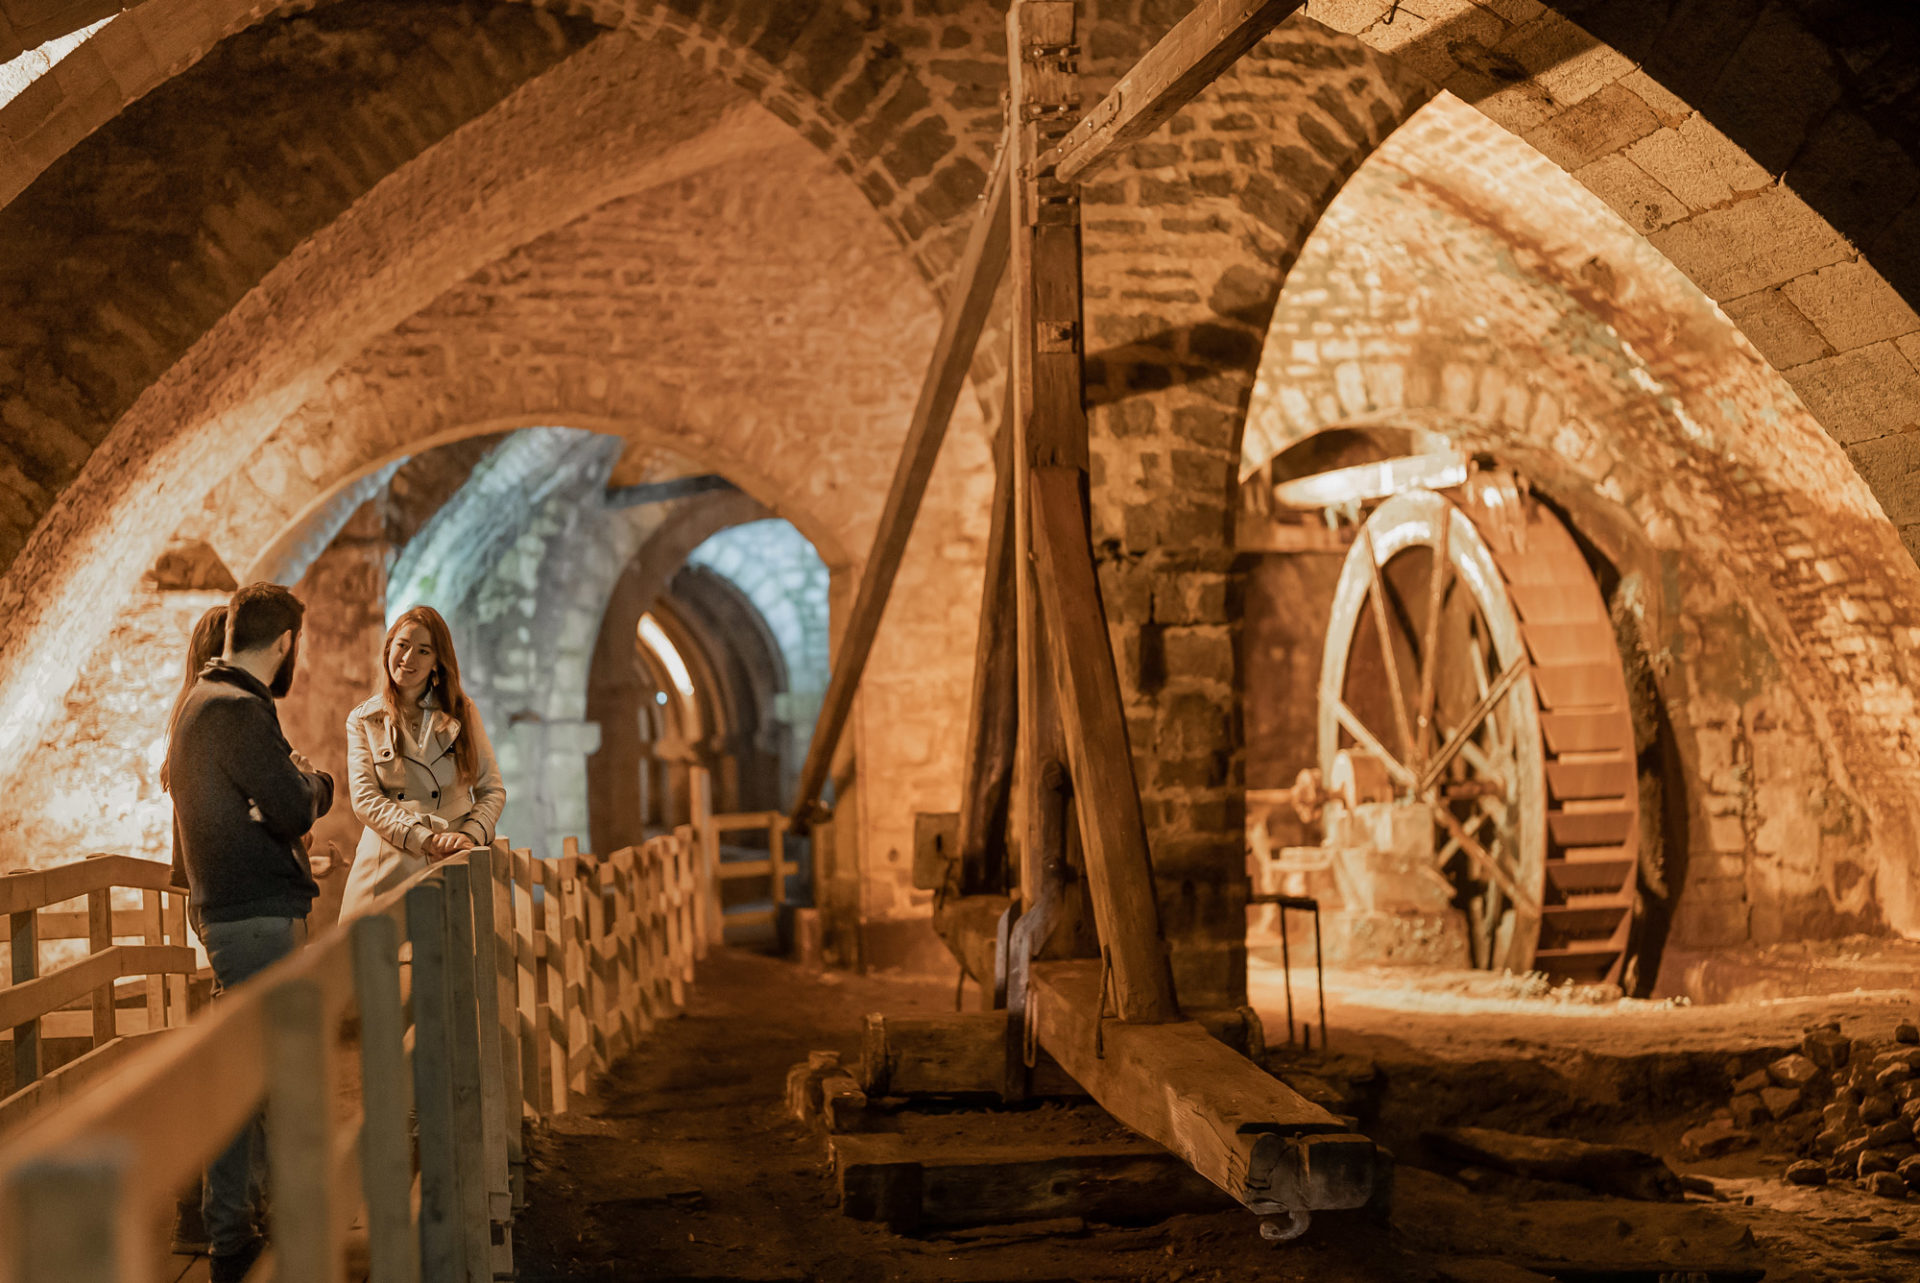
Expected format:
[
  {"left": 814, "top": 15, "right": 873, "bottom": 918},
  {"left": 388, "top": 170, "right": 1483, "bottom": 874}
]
[{"left": 166, "top": 580, "right": 334, "bottom": 1281}]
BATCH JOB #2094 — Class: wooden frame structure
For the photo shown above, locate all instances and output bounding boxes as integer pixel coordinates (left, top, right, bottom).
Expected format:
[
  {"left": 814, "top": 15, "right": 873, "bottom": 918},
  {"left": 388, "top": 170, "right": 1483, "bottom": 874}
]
[
  {"left": 1, "top": 857, "right": 197, "bottom": 1140},
  {"left": 0, "top": 830, "right": 709, "bottom": 1283},
  {"left": 786, "top": 0, "right": 1378, "bottom": 1225}
]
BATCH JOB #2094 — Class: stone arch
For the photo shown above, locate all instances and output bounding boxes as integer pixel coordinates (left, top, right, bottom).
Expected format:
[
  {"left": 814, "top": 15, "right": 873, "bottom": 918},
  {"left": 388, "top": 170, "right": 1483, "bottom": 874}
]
[
  {"left": 586, "top": 486, "right": 772, "bottom": 858},
  {"left": 1240, "top": 94, "right": 1920, "bottom": 960}
]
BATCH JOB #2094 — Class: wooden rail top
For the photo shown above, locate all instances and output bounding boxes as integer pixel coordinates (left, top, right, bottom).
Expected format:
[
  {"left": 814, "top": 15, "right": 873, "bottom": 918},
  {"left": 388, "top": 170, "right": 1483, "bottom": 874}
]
[{"left": 0, "top": 855, "right": 177, "bottom": 917}]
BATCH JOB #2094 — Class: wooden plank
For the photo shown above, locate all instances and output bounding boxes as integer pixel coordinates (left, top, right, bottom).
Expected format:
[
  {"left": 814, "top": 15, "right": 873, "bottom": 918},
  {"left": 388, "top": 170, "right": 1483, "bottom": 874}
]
[
  {"left": 539, "top": 860, "right": 568, "bottom": 1115},
  {"left": 688, "top": 768, "right": 722, "bottom": 947},
  {"left": 9, "top": 907, "right": 38, "bottom": 1088},
  {"left": 29, "top": 908, "right": 163, "bottom": 941},
  {"left": 140, "top": 891, "right": 165, "bottom": 1036},
  {"left": 1028, "top": 468, "right": 1177, "bottom": 1023},
  {"left": 833, "top": 1131, "right": 1232, "bottom": 1232},
  {"left": 487, "top": 843, "right": 524, "bottom": 1172},
  {"left": 264, "top": 977, "right": 338, "bottom": 1283},
  {"left": 788, "top": 135, "right": 1014, "bottom": 826},
  {"left": 0, "top": 1145, "right": 126, "bottom": 1283},
  {"left": 860, "top": 1013, "right": 1081, "bottom": 1099},
  {"left": 405, "top": 880, "right": 468, "bottom": 1283},
  {"left": 707, "top": 811, "right": 785, "bottom": 833},
  {"left": 512, "top": 850, "right": 544, "bottom": 1117},
  {"left": 0, "top": 1029, "right": 170, "bottom": 1142},
  {"left": 440, "top": 863, "right": 494, "bottom": 1283},
  {"left": 1029, "top": 961, "right": 1376, "bottom": 1213},
  {"left": 954, "top": 377, "right": 1019, "bottom": 896},
  {"left": 163, "top": 894, "right": 190, "bottom": 1026},
  {"left": 1009, "top": 0, "right": 1081, "bottom": 930},
  {"left": 464, "top": 849, "right": 513, "bottom": 1259},
  {"left": 0, "top": 855, "right": 176, "bottom": 918},
  {"left": 1043, "top": 0, "right": 1304, "bottom": 183},
  {"left": 85, "top": 889, "right": 114, "bottom": 1048},
  {"left": 0, "top": 945, "right": 199, "bottom": 1031},
  {"left": 347, "top": 911, "right": 421, "bottom": 1283},
  {"left": 717, "top": 859, "right": 773, "bottom": 879}
]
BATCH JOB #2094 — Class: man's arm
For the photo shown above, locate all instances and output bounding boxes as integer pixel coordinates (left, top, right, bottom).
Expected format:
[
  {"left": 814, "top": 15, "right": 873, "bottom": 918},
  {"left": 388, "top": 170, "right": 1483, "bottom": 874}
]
[{"left": 220, "top": 702, "right": 326, "bottom": 840}]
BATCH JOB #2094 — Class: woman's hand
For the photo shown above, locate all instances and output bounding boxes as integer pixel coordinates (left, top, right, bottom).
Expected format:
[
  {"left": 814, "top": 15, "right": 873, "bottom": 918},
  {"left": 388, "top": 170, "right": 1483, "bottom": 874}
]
[{"left": 426, "top": 831, "right": 469, "bottom": 860}]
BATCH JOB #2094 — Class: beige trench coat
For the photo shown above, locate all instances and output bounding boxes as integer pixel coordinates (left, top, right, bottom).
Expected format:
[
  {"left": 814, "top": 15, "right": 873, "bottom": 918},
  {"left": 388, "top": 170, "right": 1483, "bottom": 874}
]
[{"left": 337, "top": 693, "right": 506, "bottom": 920}]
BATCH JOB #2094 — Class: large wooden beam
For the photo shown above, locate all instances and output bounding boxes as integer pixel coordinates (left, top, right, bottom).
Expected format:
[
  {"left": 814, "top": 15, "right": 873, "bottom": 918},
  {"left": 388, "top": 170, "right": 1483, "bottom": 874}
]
[
  {"left": 1009, "top": 0, "right": 1084, "bottom": 929},
  {"left": 789, "top": 140, "right": 1013, "bottom": 826},
  {"left": 1030, "top": 960, "right": 1377, "bottom": 1215},
  {"left": 1028, "top": 467, "right": 1177, "bottom": 1024},
  {"left": 1042, "top": 0, "right": 1305, "bottom": 184}
]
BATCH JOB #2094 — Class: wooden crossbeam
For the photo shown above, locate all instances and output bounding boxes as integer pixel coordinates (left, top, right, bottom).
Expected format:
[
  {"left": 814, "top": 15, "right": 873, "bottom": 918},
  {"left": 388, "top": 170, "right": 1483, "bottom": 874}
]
[
  {"left": 1028, "top": 467, "right": 1176, "bottom": 1024},
  {"left": 788, "top": 140, "right": 1013, "bottom": 826},
  {"left": 1029, "top": 961, "right": 1377, "bottom": 1214},
  {"left": 1041, "top": 0, "right": 1305, "bottom": 183}
]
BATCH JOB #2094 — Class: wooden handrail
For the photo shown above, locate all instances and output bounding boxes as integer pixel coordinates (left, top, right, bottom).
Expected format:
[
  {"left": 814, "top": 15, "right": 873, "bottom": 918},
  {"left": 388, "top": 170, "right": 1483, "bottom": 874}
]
[
  {"left": 0, "top": 855, "right": 178, "bottom": 917},
  {"left": 0, "top": 828, "right": 713, "bottom": 1283}
]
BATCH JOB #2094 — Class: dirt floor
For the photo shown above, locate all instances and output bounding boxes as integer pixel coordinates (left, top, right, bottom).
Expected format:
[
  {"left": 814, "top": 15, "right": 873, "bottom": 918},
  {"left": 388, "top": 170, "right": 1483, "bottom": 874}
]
[{"left": 516, "top": 949, "right": 1920, "bottom": 1282}]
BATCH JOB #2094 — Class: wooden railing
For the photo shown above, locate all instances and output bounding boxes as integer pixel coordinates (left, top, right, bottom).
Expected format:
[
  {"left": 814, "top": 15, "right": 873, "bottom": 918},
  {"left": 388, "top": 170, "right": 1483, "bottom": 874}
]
[
  {"left": 0, "top": 829, "right": 708, "bottom": 1283},
  {"left": 1, "top": 856, "right": 197, "bottom": 1139},
  {"left": 708, "top": 811, "right": 789, "bottom": 937}
]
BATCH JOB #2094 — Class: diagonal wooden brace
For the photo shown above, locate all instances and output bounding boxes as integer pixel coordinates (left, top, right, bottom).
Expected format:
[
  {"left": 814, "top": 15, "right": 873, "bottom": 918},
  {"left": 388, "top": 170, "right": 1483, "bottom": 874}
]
[{"left": 1028, "top": 466, "right": 1178, "bottom": 1024}]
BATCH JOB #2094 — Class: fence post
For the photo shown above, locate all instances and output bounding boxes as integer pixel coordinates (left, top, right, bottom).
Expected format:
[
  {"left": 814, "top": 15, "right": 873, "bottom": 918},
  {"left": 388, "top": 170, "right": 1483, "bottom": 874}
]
[
  {"left": 9, "top": 907, "right": 39, "bottom": 1087},
  {"left": 441, "top": 861, "right": 495, "bottom": 1283},
  {"left": 488, "top": 841, "right": 527, "bottom": 1212},
  {"left": 1, "top": 1143, "right": 128, "bottom": 1283},
  {"left": 349, "top": 912, "right": 420, "bottom": 1283},
  {"left": 511, "top": 849, "right": 546, "bottom": 1118},
  {"left": 689, "top": 766, "right": 718, "bottom": 954},
  {"left": 162, "top": 893, "right": 191, "bottom": 1022},
  {"left": 561, "top": 862, "right": 590, "bottom": 1099},
  {"left": 84, "top": 887, "right": 113, "bottom": 1048},
  {"left": 406, "top": 879, "right": 468, "bottom": 1283},
  {"left": 539, "top": 861, "right": 570, "bottom": 1115},
  {"left": 464, "top": 847, "right": 515, "bottom": 1277},
  {"left": 265, "top": 976, "right": 338, "bottom": 1283},
  {"left": 139, "top": 891, "right": 165, "bottom": 1034},
  {"left": 583, "top": 857, "right": 612, "bottom": 1067}
]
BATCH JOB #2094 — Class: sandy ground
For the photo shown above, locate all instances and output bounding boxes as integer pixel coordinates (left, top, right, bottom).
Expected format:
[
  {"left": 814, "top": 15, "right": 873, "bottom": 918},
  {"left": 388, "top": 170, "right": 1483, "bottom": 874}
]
[{"left": 515, "top": 949, "right": 1920, "bottom": 1282}]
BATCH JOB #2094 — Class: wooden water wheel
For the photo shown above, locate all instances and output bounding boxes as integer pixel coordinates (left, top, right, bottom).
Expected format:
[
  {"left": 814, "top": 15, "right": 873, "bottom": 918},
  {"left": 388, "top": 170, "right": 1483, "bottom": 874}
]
[{"left": 1307, "top": 468, "right": 1640, "bottom": 984}]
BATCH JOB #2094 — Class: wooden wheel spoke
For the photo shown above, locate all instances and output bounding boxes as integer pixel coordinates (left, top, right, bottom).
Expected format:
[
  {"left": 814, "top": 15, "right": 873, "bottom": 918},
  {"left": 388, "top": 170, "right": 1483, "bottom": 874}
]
[
  {"left": 1433, "top": 806, "right": 1490, "bottom": 869},
  {"left": 1360, "top": 524, "right": 1418, "bottom": 763},
  {"left": 1418, "top": 656, "right": 1527, "bottom": 797},
  {"left": 1435, "top": 806, "right": 1539, "bottom": 919},
  {"left": 1332, "top": 699, "right": 1415, "bottom": 790},
  {"left": 1412, "top": 513, "right": 1451, "bottom": 770}
]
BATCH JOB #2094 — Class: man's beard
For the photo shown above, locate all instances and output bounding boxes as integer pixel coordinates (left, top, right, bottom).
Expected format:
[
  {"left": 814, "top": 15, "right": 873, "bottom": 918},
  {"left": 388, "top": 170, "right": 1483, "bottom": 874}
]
[{"left": 270, "top": 635, "right": 300, "bottom": 698}]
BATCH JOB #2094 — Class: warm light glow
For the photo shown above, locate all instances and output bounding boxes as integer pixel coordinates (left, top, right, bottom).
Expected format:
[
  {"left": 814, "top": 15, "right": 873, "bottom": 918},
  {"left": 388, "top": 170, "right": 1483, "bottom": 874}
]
[
  {"left": 0, "top": 19, "right": 112, "bottom": 111},
  {"left": 638, "top": 613, "right": 695, "bottom": 697}
]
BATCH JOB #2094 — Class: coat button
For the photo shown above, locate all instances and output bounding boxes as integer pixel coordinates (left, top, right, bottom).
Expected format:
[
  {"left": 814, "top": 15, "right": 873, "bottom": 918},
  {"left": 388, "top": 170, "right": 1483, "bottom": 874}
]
[
  {"left": 397, "top": 793, "right": 406, "bottom": 801},
  {"left": 432, "top": 791, "right": 440, "bottom": 801}
]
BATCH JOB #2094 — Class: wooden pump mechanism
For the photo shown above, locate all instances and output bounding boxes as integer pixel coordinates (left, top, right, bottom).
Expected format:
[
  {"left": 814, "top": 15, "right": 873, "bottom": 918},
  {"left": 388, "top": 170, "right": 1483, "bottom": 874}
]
[{"left": 786, "top": 0, "right": 1383, "bottom": 1235}]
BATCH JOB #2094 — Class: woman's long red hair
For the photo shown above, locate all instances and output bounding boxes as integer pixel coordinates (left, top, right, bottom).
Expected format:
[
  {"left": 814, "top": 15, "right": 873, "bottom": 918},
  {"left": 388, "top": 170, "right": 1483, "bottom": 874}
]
[{"left": 380, "top": 606, "right": 479, "bottom": 784}]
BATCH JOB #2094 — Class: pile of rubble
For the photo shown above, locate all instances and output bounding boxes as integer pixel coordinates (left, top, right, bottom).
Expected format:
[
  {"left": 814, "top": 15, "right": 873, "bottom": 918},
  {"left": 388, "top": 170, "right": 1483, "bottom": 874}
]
[{"left": 1682, "top": 1019, "right": 1920, "bottom": 1199}]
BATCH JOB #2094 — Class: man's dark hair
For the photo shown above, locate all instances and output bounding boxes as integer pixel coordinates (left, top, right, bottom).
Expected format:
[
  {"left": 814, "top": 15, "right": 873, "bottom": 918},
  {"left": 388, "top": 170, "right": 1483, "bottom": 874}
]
[{"left": 226, "top": 582, "right": 306, "bottom": 654}]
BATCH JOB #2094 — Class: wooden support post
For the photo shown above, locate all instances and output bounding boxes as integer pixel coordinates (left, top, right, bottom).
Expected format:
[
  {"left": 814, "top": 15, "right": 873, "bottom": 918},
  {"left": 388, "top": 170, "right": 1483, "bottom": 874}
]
[
  {"left": 441, "top": 862, "right": 495, "bottom": 1283},
  {"left": 673, "top": 825, "right": 698, "bottom": 983},
  {"left": 1029, "top": 961, "right": 1376, "bottom": 1215},
  {"left": 488, "top": 843, "right": 525, "bottom": 1199},
  {"left": 511, "top": 849, "right": 545, "bottom": 1117},
  {"left": 139, "top": 890, "right": 164, "bottom": 1035},
  {"left": 1008, "top": 0, "right": 1085, "bottom": 925},
  {"left": 162, "top": 893, "right": 190, "bottom": 1023},
  {"left": 689, "top": 767, "right": 719, "bottom": 952},
  {"left": 264, "top": 977, "right": 338, "bottom": 1283},
  {"left": 10, "top": 907, "right": 38, "bottom": 1086},
  {"left": 1041, "top": 0, "right": 1303, "bottom": 183},
  {"left": 406, "top": 880, "right": 469, "bottom": 1283},
  {"left": 84, "top": 887, "right": 113, "bottom": 1047},
  {"left": 788, "top": 138, "right": 1013, "bottom": 827},
  {"left": 348, "top": 911, "right": 421, "bottom": 1283},
  {"left": 465, "top": 849, "right": 514, "bottom": 1272},
  {"left": 1029, "top": 468, "right": 1177, "bottom": 1023},
  {"left": 954, "top": 378, "right": 1020, "bottom": 896},
  {"left": 538, "top": 859, "right": 569, "bottom": 1114},
  {"left": 584, "top": 857, "right": 612, "bottom": 1069},
  {"left": 1, "top": 1143, "right": 126, "bottom": 1283}
]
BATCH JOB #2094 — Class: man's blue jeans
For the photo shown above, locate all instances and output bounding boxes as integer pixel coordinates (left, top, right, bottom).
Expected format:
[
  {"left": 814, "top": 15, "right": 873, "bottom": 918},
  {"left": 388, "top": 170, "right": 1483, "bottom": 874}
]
[{"left": 199, "top": 915, "right": 307, "bottom": 1256}]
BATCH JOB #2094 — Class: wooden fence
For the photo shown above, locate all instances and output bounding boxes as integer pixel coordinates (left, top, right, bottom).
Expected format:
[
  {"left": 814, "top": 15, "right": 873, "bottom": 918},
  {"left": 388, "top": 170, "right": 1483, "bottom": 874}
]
[
  {"left": 1, "top": 856, "right": 198, "bottom": 1139},
  {"left": 707, "top": 811, "right": 789, "bottom": 938},
  {"left": 0, "top": 829, "right": 708, "bottom": 1283}
]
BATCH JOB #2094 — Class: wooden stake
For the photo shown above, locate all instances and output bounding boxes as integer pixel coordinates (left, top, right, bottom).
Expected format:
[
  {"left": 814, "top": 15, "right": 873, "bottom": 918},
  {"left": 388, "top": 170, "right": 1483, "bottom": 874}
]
[
  {"left": 348, "top": 912, "right": 421, "bottom": 1283},
  {"left": 264, "top": 977, "right": 338, "bottom": 1283},
  {"left": 406, "top": 880, "right": 468, "bottom": 1283}
]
